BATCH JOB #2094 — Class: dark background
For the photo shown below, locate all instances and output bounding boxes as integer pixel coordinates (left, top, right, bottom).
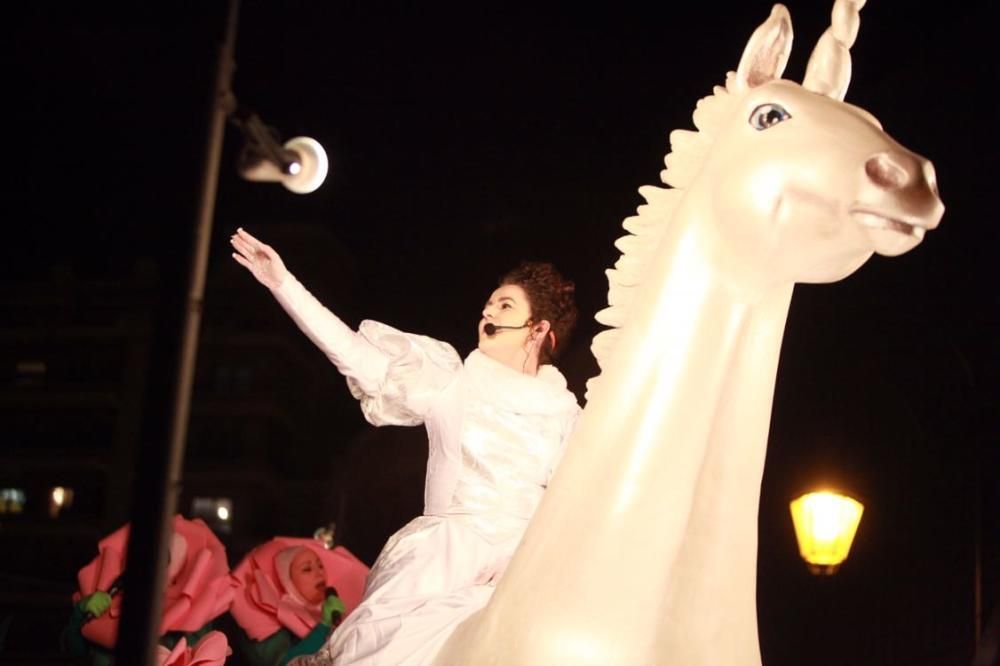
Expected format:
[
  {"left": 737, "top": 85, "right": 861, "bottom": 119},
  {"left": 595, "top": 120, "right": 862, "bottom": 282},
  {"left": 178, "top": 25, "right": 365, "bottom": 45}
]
[{"left": 3, "top": 1, "right": 997, "bottom": 664}]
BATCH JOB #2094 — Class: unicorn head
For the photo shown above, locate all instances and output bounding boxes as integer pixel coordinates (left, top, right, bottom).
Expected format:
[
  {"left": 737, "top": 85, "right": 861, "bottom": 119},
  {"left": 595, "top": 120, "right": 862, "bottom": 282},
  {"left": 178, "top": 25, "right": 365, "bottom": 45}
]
[{"left": 654, "top": 2, "right": 943, "bottom": 294}]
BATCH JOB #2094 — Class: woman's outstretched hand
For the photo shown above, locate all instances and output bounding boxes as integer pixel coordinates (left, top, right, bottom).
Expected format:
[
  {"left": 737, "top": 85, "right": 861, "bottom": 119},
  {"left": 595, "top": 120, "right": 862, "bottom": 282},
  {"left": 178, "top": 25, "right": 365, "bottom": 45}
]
[{"left": 231, "top": 227, "right": 288, "bottom": 290}]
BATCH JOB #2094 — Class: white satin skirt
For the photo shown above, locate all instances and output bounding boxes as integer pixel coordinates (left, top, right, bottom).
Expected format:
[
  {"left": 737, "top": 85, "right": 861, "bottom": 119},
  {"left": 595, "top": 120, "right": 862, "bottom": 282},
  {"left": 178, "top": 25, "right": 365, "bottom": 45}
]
[{"left": 303, "top": 514, "right": 524, "bottom": 666}]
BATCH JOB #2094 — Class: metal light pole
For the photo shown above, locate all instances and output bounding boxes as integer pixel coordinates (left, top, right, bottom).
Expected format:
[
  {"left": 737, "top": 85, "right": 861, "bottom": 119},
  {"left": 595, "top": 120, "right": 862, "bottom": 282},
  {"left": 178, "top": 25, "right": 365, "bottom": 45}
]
[{"left": 115, "top": 1, "right": 240, "bottom": 662}]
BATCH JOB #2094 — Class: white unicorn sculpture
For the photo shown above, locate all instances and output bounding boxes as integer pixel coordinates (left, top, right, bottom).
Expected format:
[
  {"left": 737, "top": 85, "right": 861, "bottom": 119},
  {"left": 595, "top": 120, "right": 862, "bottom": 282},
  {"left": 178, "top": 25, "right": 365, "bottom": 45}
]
[{"left": 434, "top": 2, "right": 944, "bottom": 664}]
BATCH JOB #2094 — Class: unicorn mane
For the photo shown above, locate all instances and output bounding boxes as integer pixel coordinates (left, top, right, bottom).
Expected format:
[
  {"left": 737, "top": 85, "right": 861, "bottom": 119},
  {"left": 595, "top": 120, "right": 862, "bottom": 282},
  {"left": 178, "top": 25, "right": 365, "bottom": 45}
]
[{"left": 587, "top": 78, "right": 738, "bottom": 398}]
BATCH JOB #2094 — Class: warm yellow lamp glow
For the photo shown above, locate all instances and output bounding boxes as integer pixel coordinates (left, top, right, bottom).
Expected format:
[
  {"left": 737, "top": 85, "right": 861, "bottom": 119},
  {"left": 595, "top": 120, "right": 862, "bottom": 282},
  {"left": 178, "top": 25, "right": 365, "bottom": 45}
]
[
  {"left": 49, "top": 486, "right": 74, "bottom": 518},
  {"left": 789, "top": 490, "right": 864, "bottom": 575}
]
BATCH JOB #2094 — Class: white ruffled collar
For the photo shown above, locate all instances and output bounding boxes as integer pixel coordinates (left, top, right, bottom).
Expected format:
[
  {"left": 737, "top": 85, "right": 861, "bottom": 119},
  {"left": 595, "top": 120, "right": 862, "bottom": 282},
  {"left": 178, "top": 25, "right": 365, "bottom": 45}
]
[{"left": 463, "top": 349, "right": 579, "bottom": 417}]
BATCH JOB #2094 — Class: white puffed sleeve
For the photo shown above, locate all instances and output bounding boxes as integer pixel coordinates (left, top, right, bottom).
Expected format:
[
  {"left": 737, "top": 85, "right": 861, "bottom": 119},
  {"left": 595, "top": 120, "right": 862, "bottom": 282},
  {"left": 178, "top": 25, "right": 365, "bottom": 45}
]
[
  {"left": 271, "top": 274, "right": 462, "bottom": 426},
  {"left": 347, "top": 320, "right": 463, "bottom": 426}
]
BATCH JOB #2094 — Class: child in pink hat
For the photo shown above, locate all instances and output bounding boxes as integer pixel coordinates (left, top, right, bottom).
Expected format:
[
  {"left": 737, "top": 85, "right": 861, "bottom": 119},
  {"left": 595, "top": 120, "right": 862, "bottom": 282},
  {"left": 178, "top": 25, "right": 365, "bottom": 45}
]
[{"left": 229, "top": 537, "right": 368, "bottom": 666}]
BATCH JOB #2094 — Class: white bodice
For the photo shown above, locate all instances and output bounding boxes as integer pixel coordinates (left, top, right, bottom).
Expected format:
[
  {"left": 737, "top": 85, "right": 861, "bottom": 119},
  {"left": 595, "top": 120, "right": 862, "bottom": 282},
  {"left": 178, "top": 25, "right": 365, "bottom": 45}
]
[{"left": 349, "top": 322, "right": 579, "bottom": 542}]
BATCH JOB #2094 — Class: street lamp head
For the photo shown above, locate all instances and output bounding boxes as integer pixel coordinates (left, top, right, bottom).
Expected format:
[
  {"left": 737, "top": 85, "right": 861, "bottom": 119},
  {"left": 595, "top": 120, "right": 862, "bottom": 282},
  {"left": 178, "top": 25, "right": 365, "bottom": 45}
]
[
  {"left": 236, "top": 135, "right": 328, "bottom": 194},
  {"left": 279, "top": 136, "right": 327, "bottom": 193},
  {"left": 789, "top": 490, "right": 864, "bottom": 575}
]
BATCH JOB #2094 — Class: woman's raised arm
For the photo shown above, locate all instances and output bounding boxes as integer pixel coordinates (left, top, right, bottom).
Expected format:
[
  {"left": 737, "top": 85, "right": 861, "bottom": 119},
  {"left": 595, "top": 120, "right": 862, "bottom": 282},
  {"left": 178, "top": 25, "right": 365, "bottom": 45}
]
[{"left": 230, "top": 228, "right": 388, "bottom": 394}]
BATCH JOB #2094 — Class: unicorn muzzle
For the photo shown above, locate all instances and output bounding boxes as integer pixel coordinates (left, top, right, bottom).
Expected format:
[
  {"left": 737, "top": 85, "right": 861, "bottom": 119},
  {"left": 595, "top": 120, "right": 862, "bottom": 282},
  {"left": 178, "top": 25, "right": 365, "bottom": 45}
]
[{"left": 853, "top": 150, "right": 944, "bottom": 256}]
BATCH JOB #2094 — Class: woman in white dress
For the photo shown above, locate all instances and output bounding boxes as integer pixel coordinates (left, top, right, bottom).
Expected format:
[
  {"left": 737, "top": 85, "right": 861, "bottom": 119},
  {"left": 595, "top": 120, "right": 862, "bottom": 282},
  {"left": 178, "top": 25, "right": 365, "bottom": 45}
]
[{"left": 230, "top": 228, "right": 581, "bottom": 666}]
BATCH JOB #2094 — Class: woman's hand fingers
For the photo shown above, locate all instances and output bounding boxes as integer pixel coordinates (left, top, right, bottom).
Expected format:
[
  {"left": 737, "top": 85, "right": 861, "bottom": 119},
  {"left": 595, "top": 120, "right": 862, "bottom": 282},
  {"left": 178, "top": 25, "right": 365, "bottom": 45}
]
[
  {"left": 232, "top": 252, "right": 254, "bottom": 272},
  {"left": 230, "top": 228, "right": 286, "bottom": 290},
  {"left": 236, "top": 227, "right": 273, "bottom": 255},
  {"left": 230, "top": 234, "right": 255, "bottom": 259},
  {"left": 231, "top": 236, "right": 270, "bottom": 268},
  {"left": 235, "top": 227, "right": 259, "bottom": 245},
  {"left": 230, "top": 234, "right": 265, "bottom": 272}
]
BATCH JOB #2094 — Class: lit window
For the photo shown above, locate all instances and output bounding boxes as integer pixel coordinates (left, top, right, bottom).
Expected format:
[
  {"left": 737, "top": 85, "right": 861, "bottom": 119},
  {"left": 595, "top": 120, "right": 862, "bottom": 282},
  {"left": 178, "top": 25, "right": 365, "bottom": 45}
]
[
  {"left": 15, "top": 360, "right": 46, "bottom": 388},
  {"left": 0, "top": 488, "right": 27, "bottom": 513},
  {"left": 49, "top": 486, "right": 75, "bottom": 518},
  {"left": 191, "top": 497, "right": 233, "bottom": 533}
]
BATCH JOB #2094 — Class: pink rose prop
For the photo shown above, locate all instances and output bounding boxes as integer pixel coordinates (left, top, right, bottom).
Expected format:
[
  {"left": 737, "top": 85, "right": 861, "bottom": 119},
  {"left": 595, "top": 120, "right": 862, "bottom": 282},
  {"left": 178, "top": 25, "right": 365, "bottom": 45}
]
[
  {"left": 230, "top": 537, "right": 369, "bottom": 640},
  {"left": 74, "top": 515, "right": 236, "bottom": 648}
]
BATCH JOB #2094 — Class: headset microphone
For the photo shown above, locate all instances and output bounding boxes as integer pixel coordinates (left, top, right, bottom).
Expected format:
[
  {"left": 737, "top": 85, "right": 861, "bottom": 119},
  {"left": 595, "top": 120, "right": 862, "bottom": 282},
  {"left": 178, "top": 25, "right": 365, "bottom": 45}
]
[{"left": 483, "top": 322, "right": 530, "bottom": 336}]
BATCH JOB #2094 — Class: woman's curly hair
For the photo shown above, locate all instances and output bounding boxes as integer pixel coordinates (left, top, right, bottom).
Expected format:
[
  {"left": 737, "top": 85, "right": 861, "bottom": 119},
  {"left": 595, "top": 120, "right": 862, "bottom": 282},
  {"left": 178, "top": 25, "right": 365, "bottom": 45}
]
[{"left": 500, "top": 261, "right": 578, "bottom": 365}]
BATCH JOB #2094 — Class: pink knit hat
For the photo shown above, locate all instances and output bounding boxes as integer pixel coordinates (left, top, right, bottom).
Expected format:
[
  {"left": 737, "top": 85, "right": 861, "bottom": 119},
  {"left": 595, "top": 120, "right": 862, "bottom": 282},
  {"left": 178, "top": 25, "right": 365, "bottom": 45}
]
[{"left": 274, "top": 546, "right": 313, "bottom": 608}]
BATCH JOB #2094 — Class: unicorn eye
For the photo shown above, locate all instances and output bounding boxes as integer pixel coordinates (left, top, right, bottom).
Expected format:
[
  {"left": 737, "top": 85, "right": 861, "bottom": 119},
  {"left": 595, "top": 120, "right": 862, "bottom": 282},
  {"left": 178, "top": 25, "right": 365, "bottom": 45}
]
[{"left": 749, "top": 103, "right": 791, "bottom": 130}]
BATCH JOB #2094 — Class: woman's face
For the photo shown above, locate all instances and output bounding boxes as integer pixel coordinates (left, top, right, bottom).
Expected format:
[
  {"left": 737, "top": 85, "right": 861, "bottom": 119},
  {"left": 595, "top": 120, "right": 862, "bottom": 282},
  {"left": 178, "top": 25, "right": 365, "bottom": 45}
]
[
  {"left": 478, "top": 284, "right": 534, "bottom": 356},
  {"left": 289, "top": 548, "right": 326, "bottom": 605}
]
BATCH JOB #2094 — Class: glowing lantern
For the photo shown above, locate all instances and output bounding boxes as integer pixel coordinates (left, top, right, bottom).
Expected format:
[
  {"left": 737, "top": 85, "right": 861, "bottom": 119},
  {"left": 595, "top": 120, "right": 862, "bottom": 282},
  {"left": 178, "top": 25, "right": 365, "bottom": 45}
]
[{"left": 789, "top": 490, "right": 864, "bottom": 575}]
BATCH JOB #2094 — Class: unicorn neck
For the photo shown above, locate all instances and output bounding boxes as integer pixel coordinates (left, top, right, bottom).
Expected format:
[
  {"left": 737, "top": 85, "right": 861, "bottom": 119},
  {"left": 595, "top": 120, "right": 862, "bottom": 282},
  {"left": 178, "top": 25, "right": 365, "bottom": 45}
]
[
  {"left": 562, "top": 213, "right": 794, "bottom": 662},
  {"left": 595, "top": 214, "right": 794, "bottom": 433}
]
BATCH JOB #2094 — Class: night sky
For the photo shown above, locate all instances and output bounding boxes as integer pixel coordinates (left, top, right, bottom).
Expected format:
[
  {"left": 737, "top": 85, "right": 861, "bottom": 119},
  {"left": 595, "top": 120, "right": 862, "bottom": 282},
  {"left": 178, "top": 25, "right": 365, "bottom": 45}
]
[{"left": 7, "top": 1, "right": 999, "bottom": 662}]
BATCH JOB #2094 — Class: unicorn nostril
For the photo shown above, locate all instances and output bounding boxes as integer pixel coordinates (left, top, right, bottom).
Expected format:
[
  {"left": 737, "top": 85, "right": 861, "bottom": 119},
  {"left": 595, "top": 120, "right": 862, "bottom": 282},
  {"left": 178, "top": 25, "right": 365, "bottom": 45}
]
[
  {"left": 865, "top": 153, "right": 910, "bottom": 190},
  {"left": 923, "top": 160, "right": 939, "bottom": 197}
]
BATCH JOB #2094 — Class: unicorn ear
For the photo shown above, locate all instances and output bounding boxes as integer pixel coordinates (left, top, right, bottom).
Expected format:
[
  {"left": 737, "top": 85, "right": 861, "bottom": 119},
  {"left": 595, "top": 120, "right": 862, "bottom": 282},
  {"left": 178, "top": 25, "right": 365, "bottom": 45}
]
[{"left": 733, "top": 4, "right": 793, "bottom": 91}]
